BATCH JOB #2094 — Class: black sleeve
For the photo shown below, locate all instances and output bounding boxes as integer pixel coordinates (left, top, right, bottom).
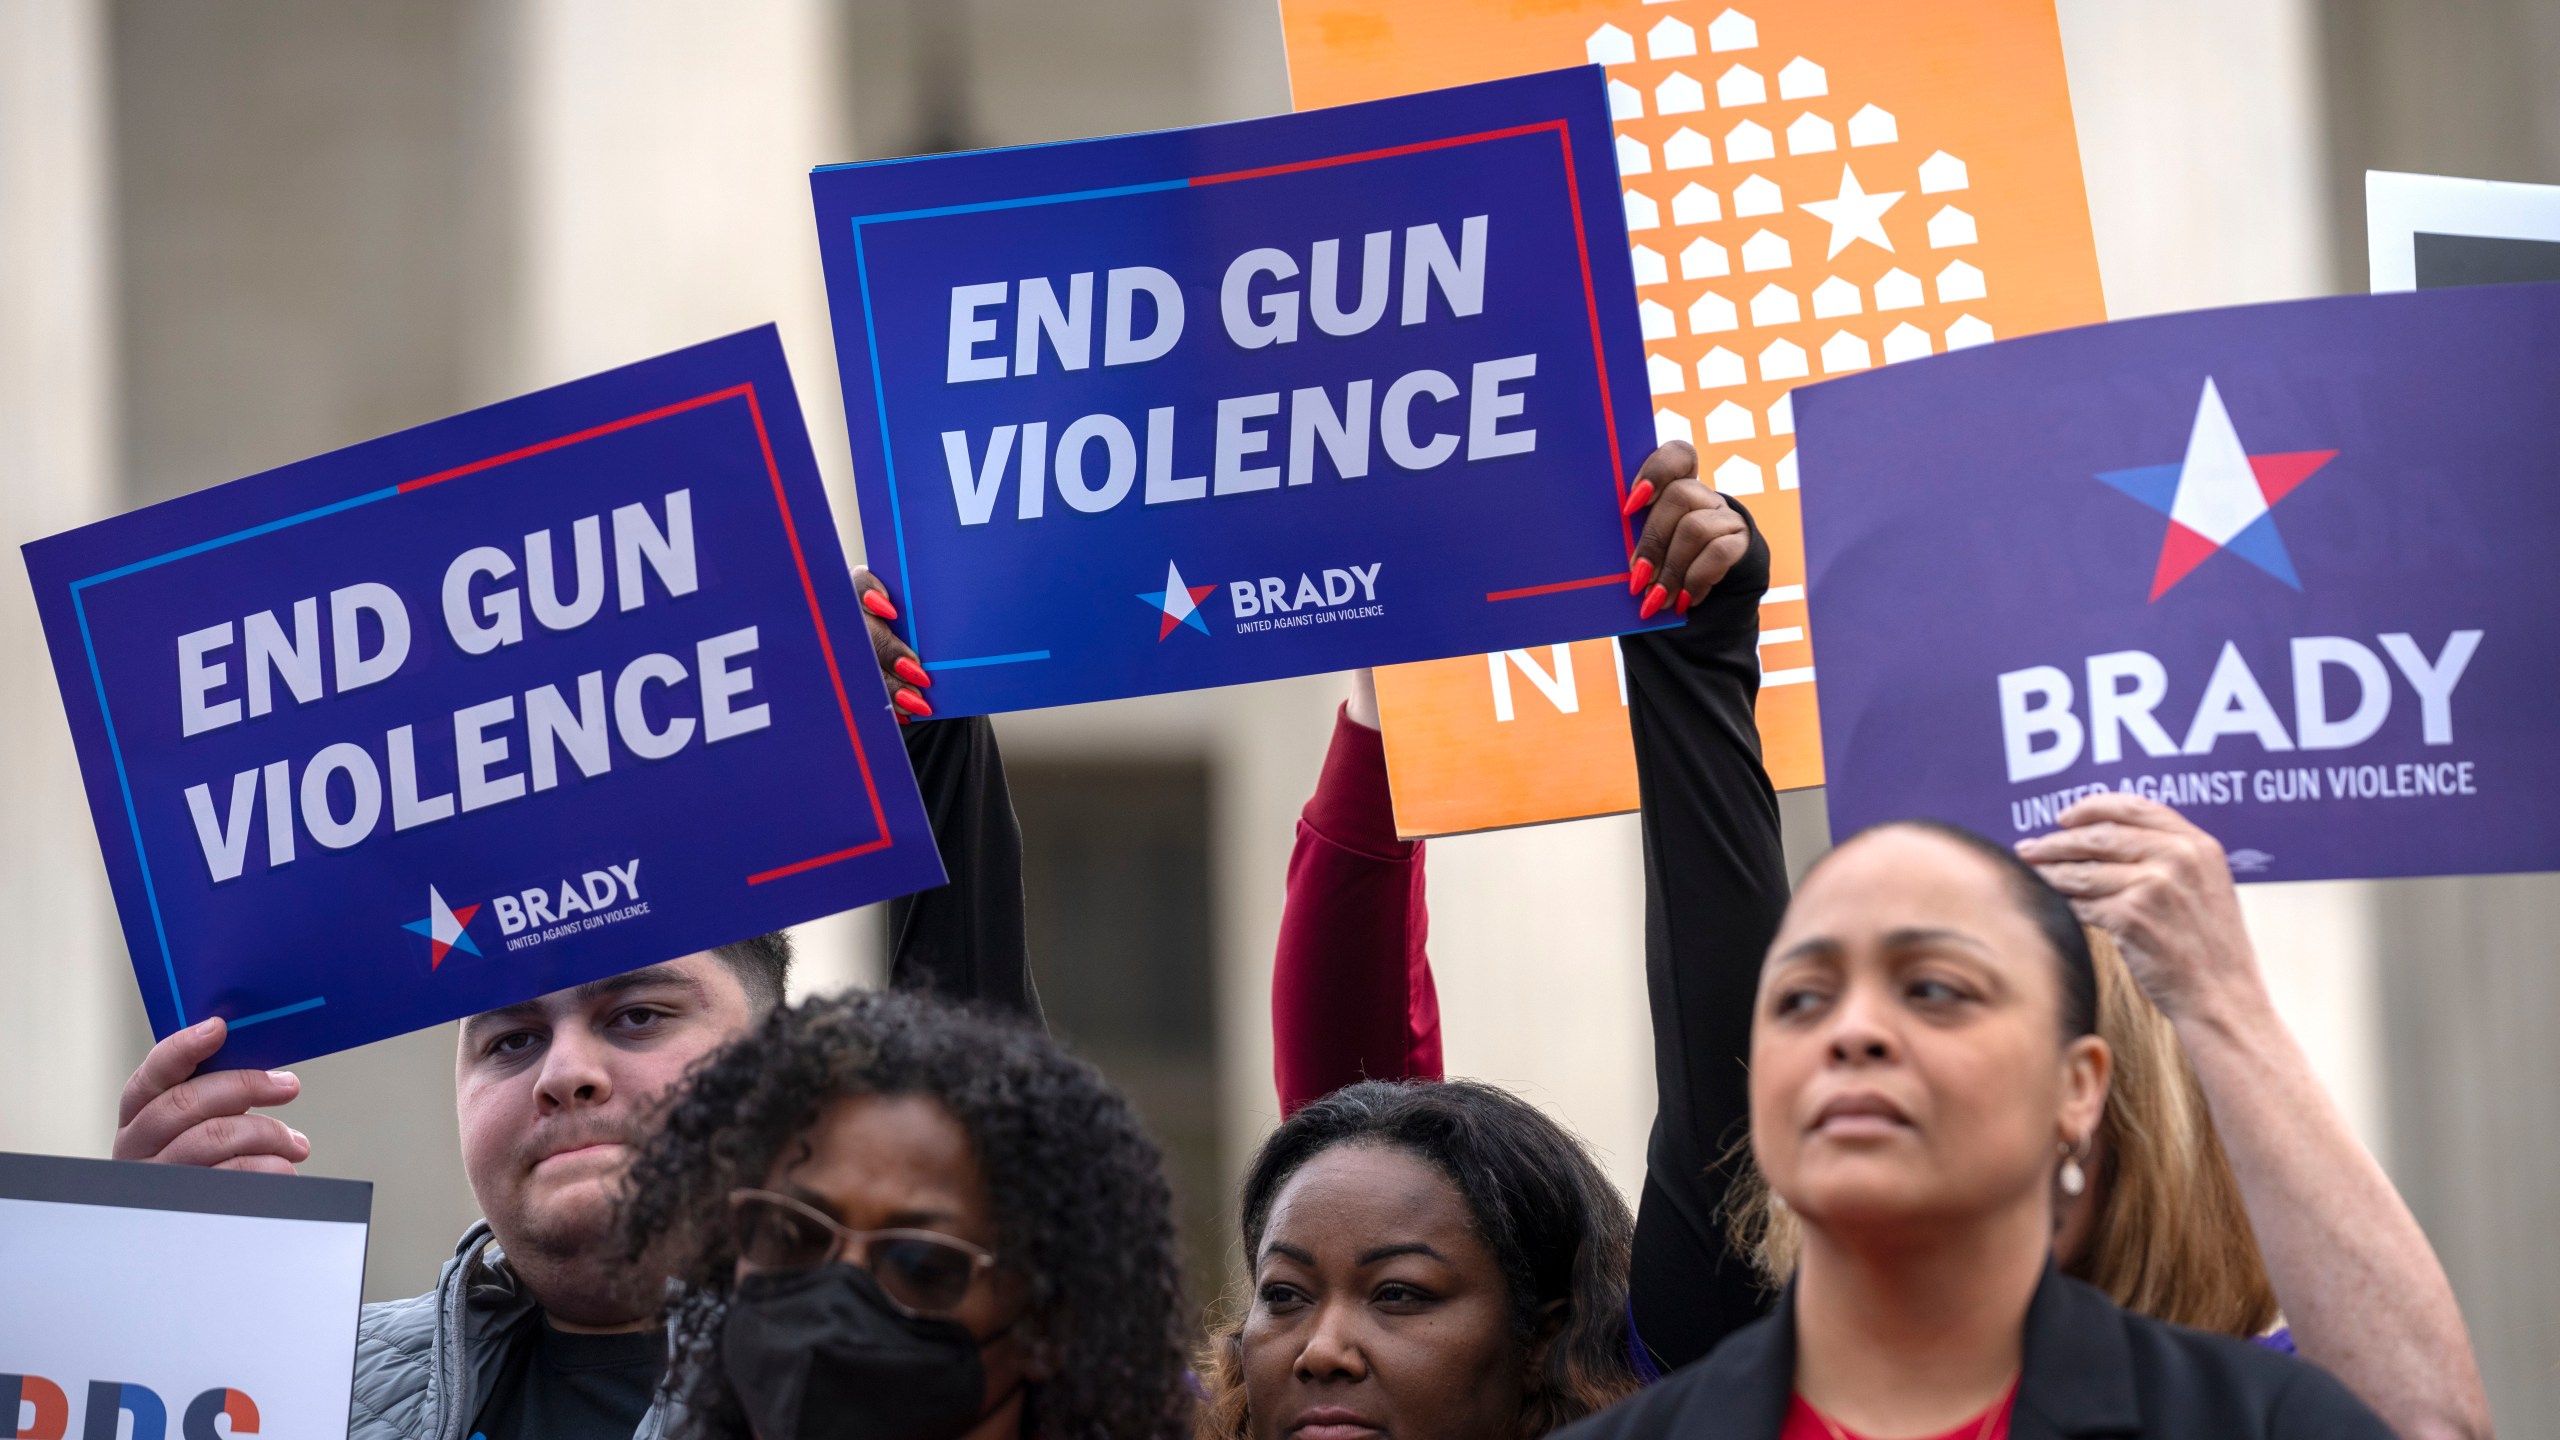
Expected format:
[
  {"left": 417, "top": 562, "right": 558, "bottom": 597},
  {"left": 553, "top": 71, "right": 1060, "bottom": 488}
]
[
  {"left": 881, "top": 716, "right": 1042, "bottom": 1023},
  {"left": 1619, "top": 501, "right": 1793, "bottom": 1372}
]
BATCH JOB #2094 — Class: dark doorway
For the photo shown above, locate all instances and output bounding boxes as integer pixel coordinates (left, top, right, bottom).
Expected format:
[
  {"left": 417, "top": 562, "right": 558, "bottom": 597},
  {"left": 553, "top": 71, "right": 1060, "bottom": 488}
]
[{"left": 1008, "top": 759, "right": 1227, "bottom": 1328}]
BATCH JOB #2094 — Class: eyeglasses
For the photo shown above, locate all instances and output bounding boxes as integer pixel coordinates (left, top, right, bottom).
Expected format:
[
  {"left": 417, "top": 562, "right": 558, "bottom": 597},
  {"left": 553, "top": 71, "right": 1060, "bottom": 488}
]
[{"left": 726, "top": 1188, "right": 1001, "bottom": 1318}]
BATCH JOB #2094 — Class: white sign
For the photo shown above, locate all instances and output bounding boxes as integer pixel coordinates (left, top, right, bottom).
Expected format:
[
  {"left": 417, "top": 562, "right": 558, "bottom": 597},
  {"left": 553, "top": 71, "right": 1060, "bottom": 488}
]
[
  {"left": 0, "top": 1153, "right": 368, "bottom": 1440},
  {"left": 2367, "top": 169, "right": 2560, "bottom": 291}
]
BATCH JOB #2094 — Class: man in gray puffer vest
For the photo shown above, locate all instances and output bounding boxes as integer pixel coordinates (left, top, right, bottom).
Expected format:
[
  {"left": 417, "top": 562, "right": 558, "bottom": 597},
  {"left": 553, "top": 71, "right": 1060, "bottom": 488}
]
[{"left": 114, "top": 938, "right": 789, "bottom": 1440}]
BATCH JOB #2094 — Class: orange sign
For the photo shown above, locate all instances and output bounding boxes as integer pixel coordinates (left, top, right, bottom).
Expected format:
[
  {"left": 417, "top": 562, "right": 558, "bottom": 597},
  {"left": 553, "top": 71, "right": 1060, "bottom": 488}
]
[{"left": 1282, "top": 0, "right": 2107, "bottom": 836}]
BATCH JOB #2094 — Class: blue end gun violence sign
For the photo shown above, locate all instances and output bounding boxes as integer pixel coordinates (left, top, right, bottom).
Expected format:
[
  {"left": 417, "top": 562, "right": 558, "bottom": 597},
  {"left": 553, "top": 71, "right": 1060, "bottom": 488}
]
[
  {"left": 812, "top": 66, "right": 1671, "bottom": 714},
  {"left": 22, "top": 328, "right": 944, "bottom": 1069},
  {"left": 1797, "top": 283, "right": 2560, "bottom": 882}
]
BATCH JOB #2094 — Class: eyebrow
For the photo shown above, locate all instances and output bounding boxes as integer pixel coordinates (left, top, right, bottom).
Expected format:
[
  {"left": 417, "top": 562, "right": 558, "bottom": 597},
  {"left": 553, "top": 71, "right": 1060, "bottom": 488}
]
[
  {"left": 1357, "top": 1242, "right": 1445, "bottom": 1265},
  {"left": 461, "top": 963, "right": 703, "bottom": 1042},
  {"left": 1772, "top": 927, "right": 1988, "bottom": 965}
]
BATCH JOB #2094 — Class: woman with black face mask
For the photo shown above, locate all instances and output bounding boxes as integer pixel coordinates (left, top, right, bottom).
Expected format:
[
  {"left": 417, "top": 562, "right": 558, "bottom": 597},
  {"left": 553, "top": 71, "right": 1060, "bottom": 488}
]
[{"left": 619, "top": 988, "right": 1193, "bottom": 1440}]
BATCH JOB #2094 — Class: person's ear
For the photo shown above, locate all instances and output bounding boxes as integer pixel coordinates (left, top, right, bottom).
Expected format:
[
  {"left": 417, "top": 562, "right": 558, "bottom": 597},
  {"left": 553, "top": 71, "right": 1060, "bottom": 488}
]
[
  {"left": 2059, "top": 1034, "right": 2111, "bottom": 1146},
  {"left": 1521, "top": 1297, "right": 1569, "bottom": 1387}
]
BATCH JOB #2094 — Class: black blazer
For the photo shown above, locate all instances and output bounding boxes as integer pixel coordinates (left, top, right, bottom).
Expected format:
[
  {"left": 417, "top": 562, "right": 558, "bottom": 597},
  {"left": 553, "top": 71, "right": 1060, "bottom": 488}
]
[{"left": 1555, "top": 1266, "right": 2393, "bottom": 1440}]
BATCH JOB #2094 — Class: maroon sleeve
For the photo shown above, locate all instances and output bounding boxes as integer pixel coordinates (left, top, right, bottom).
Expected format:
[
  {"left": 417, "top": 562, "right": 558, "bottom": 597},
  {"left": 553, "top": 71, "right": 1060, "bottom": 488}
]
[{"left": 1272, "top": 704, "right": 1442, "bottom": 1115}]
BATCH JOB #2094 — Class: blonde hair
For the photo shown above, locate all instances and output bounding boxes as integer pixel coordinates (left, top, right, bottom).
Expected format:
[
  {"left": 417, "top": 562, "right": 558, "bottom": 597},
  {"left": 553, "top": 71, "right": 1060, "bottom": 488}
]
[{"left": 1727, "top": 927, "right": 2279, "bottom": 1336}]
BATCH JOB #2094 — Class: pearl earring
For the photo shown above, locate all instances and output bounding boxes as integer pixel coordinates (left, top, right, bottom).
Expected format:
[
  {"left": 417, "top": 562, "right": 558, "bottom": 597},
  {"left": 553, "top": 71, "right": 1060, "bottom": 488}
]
[{"left": 2058, "top": 1138, "right": 2087, "bottom": 1198}]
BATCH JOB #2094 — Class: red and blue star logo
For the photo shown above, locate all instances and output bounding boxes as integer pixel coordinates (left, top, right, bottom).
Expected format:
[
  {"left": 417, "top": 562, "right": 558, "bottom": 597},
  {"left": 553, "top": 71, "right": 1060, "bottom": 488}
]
[
  {"left": 2095, "top": 377, "right": 2335, "bottom": 601},
  {"left": 1137, "top": 560, "right": 1217, "bottom": 640},
  {"left": 403, "top": 885, "right": 482, "bottom": 969}
]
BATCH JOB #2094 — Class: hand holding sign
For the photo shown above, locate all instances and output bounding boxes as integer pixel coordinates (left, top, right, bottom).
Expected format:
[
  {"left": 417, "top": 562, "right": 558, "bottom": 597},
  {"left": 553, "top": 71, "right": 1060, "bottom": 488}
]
[
  {"left": 1624, "top": 441, "right": 1751, "bottom": 618},
  {"left": 113, "top": 1018, "right": 309, "bottom": 1175},
  {"left": 2016, "top": 794, "right": 2258, "bottom": 1025}
]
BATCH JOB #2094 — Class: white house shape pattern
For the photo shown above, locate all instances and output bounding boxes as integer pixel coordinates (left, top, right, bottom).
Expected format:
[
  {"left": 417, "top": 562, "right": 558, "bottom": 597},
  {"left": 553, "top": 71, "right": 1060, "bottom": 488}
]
[
  {"left": 1821, "top": 330, "right": 1872, "bottom": 372},
  {"left": 1698, "top": 347, "right": 1747, "bottom": 387},
  {"left": 1873, "top": 268, "right": 1922, "bottom": 309},
  {"left": 1788, "top": 113, "right": 1837, "bottom": 154},
  {"left": 1689, "top": 291, "right": 1738, "bottom": 332},
  {"left": 1658, "top": 72, "right": 1706, "bottom": 114},
  {"left": 1778, "top": 57, "right": 1826, "bottom": 98},
  {"left": 1707, "top": 9, "right": 1758, "bottom": 51},
  {"left": 1664, "top": 128, "right": 1713, "bottom": 169},
  {"left": 1749, "top": 283, "right": 1800, "bottom": 326},
  {"left": 1649, "top": 16, "right": 1697, "bottom": 58},
  {"left": 1681, "top": 238, "right": 1730, "bottom": 279},
  {"left": 1673, "top": 183, "right": 1721, "bottom": 225},
  {"left": 1587, "top": 24, "right": 1636, "bottom": 66},
  {"left": 1718, "top": 65, "right": 1767, "bottom": 107},
  {"left": 1919, "top": 150, "right": 1969, "bottom": 192},
  {"left": 1847, "top": 104, "right": 1897, "bottom": 146},
  {"left": 1928, "top": 205, "right": 1977, "bottom": 247},
  {"left": 1741, "top": 229, "right": 1791, "bottom": 271},
  {"left": 1881, "top": 322, "right": 1933, "bottom": 363},
  {"left": 1812, "top": 276, "right": 1861, "bottom": 317},
  {"left": 1733, "top": 174, "right": 1782, "bottom": 217}
]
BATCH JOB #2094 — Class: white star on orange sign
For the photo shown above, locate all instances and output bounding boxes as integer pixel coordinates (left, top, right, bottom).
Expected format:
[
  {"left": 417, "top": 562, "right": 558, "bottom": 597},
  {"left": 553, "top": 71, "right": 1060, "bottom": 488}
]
[{"left": 1799, "top": 166, "right": 1904, "bottom": 258}]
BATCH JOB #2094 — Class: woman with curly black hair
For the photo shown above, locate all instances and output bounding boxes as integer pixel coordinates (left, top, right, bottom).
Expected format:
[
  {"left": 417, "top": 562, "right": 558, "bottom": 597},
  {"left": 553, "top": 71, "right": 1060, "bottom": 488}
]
[
  {"left": 619, "top": 988, "right": 1192, "bottom": 1440},
  {"left": 1200, "top": 1078, "right": 1639, "bottom": 1440}
]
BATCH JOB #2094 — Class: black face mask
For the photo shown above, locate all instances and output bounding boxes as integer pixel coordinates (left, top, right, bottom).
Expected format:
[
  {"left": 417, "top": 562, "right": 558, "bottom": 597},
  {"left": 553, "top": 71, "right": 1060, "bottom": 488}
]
[{"left": 721, "top": 1264, "right": 1002, "bottom": 1440}]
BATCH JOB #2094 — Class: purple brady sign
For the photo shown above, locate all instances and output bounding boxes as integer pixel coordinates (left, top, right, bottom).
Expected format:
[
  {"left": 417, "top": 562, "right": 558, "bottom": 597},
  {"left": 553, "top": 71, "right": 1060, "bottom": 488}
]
[
  {"left": 21, "top": 328, "right": 942, "bottom": 1070},
  {"left": 810, "top": 66, "right": 1672, "bottom": 716},
  {"left": 1796, "top": 283, "right": 2560, "bottom": 882}
]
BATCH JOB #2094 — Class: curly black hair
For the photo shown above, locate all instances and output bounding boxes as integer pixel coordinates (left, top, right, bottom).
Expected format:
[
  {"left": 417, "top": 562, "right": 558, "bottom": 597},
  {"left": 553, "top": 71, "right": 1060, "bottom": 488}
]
[
  {"left": 1201, "top": 1079, "right": 1639, "bottom": 1440},
  {"left": 619, "top": 988, "right": 1192, "bottom": 1440}
]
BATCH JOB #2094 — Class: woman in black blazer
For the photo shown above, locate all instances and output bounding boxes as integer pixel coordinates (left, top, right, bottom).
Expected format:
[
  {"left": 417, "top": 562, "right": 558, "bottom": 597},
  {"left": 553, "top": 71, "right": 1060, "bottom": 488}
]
[{"left": 1548, "top": 820, "right": 2393, "bottom": 1440}]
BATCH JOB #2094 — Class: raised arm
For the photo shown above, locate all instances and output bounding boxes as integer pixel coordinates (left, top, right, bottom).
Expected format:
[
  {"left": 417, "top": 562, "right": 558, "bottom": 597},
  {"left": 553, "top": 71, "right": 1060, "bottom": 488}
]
[
  {"left": 2021, "top": 795, "right": 2492, "bottom": 1440},
  {"left": 1272, "top": 670, "right": 1442, "bottom": 1115},
  {"left": 1616, "top": 444, "right": 1795, "bottom": 1371},
  {"left": 857, "top": 568, "right": 1041, "bottom": 1022}
]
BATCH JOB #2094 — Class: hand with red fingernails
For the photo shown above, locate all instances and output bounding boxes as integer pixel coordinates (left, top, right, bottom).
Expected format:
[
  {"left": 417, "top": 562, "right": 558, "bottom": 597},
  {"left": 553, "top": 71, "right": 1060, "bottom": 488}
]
[
  {"left": 1624, "top": 440, "right": 1749, "bottom": 621},
  {"left": 854, "top": 568, "right": 936, "bottom": 722}
]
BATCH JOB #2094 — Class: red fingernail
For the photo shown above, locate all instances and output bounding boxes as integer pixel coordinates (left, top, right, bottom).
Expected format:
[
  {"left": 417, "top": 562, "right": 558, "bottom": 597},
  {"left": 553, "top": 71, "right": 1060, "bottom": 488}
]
[
  {"left": 894, "top": 657, "right": 933, "bottom": 689},
  {"left": 896, "top": 712, "right": 910, "bottom": 726},
  {"left": 1628, "top": 557, "right": 1655, "bottom": 595},
  {"left": 1675, "top": 589, "right": 1693, "bottom": 616},
  {"left": 893, "top": 689, "right": 933, "bottom": 718},
  {"left": 862, "top": 590, "right": 899, "bottom": 622},
  {"left": 1639, "top": 584, "right": 1668, "bottom": 620},
  {"left": 1621, "top": 479, "right": 1656, "bottom": 518}
]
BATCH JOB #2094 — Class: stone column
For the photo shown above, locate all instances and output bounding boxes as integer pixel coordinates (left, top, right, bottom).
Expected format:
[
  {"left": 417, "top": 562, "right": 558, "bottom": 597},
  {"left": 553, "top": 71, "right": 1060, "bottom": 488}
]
[
  {"left": 0, "top": 0, "right": 125, "bottom": 1157},
  {"left": 493, "top": 0, "right": 877, "bottom": 996}
]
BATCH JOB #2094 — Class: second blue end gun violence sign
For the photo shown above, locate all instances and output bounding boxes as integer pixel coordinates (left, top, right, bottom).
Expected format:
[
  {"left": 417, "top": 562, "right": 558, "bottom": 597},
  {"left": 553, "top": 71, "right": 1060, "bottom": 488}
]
[{"left": 812, "top": 66, "right": 1674, "bottom": 715}]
